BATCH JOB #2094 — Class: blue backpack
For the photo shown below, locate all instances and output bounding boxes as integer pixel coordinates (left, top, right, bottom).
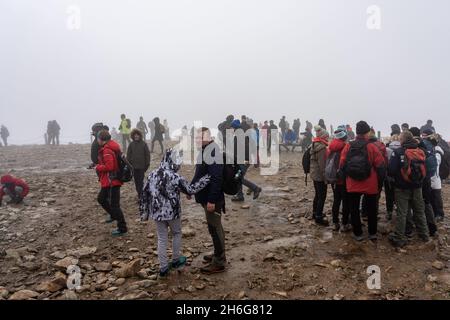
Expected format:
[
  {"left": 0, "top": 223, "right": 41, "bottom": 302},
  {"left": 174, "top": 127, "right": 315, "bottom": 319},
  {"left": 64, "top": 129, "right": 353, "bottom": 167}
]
[{"left": 422, "top": 139, "right": 438, "bottom": 178}]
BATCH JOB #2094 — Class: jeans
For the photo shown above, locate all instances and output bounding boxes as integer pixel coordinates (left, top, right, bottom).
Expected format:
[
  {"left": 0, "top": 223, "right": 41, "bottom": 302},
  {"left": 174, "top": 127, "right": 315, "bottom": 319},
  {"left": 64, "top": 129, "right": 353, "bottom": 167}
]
[
  {"left": 203, "top": 206, "right": 226, "bottom": 267},
  {"left": 97, "top": 186, "right": 127, "bottom": 232},
  {"left": 331, "top": 184, "right": 349, "bottom": 225},
  {"left": 133, "top": 169, "right": 146, "bottom": 199},
  {"left": 313, "top": 181, "right": 327, "bottom": 220},
  {"left": 348, "top": 193, "right": 378, "bottom": 237},
  {"left": 155, "top": 218, "right": 182, "bottom": 271}
]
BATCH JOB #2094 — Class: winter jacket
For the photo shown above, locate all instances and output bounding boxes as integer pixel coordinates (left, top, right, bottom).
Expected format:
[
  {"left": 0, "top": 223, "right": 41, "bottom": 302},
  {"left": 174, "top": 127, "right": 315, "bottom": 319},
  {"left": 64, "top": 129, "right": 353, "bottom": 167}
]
[
  {"left": 127, "top": 139, "right": 150, "bottom": 170},
  {"left": 191, "top": 141, "right": 225, "bottom": 207},
  {"left": 153, "top": 119, "right": 164, "bottom": 140},
  {"left": 140, "top": 149, "right": 210, "bottom": 221},
  {"left": 119, "top": 119, "right": 131, "bottom": 135},
  {"left": 431, "top": 146, "right": 443, "bottom": 190},
  {"left": 340, "top": 136, "right": 386, "bottom": 195},
  {"left": 310, "top": 138, "right": 328, "bottom": 182},
  {"left": 327, "top": 138, "right": 347, "bottom": 185},
  {"left": 284, "top": 131, "right": 297, "bottom": 144},
  {"left": 0, "top": 175, "right": 29, "bottom": 204},
  {"left": 91, "top": 139, "right": 100, "bottom": 164},
  {"left": 96, "top": 140, "right": 123, "bottom": 188},
  {"left": 388, "top": 140, "right": 425, "bottom": 190},
  {"left": 369, "top": 137, "right": 388, "bottom": 166}
]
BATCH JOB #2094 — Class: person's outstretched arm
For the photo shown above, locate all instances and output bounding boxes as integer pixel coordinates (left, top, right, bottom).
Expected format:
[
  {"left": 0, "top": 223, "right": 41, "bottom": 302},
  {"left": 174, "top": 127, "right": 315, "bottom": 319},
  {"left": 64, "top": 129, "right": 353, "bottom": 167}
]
[{"left": 179, "top": 174, "right": 210, "bottom": 195}]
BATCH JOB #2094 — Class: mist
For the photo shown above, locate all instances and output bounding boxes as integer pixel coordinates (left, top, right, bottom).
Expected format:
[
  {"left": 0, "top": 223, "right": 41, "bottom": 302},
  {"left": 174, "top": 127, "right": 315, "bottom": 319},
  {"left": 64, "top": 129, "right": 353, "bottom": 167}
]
[{"left": 1, "top": 0, "right": 449, "bottom": 145}]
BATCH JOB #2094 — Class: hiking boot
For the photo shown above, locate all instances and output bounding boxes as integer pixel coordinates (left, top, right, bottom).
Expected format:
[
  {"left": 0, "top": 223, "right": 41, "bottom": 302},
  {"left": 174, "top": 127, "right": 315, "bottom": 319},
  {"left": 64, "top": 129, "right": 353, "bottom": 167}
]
[
  {"left": 159, "top": 267, "right": 170, "bottom": 278},
  {"left": 333, "top": 223, "right": 340, "bottom": 232},
  {"left": 315, "top": 217, "right": 329, "bottom": 226},
  {"left": 170, "top": 256, "right": 187, "bottom": 269},
  {"left": 352, "top": 233, "right": 365, "bottom": 242},
  {"left": 231, "top": 195, "right": 245, "bottom": 202},
  {"left": 111, "top": 229, "right": 127, "bottom": 237},
  {"left": 342, "top": 224, "right": 352, "bottom": 233},
  {"left": 200, "top": 264, "right": 225, "bottom": 275},
  {"left": 368, "top": 234, "right": 378, "bottom": 241},
  {"left": 253, "top": 187, "right": 262, "bottom": 200}
]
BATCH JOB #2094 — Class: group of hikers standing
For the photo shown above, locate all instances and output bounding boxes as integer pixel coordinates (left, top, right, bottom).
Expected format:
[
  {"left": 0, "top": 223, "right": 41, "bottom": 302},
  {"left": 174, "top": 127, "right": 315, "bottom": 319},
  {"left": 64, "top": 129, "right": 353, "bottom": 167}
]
[{"left": 305, "top": 119, "right": 449, "bottom": 247}]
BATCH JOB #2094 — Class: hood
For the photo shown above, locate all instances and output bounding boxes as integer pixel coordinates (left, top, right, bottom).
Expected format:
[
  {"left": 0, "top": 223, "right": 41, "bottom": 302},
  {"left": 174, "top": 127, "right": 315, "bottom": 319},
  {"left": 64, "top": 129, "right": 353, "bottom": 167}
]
[
  {"left": 159, "top": 148, "right": 183, "bottom": 172},
  {"left": 130, "top": 128, "right": 143, "bottom": 141},
  {"left": 328, "top": 138, "right": 346, "bottom": 153},
  {"left": 104, "top": 140, "right": 122, "bottom": 153},
  {"left": 1, "top": 175, "right": 15, "bottom": 184}
]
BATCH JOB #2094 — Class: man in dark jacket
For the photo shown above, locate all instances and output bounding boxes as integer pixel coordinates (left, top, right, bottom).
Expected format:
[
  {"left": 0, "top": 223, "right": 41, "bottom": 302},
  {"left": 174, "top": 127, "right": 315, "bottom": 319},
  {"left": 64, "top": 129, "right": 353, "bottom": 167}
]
[
  {"left": 90, "top": 123, "right": 109, "bottom": 167},
  {"left": 388, "top": 131, "right": 429, "bottom": 247},
  {"left": 191, "top": 127, "right": 226, "bottom": 274},
  {"left": 218, "top": 115, "right": 234, "bottom": 147},
  {"left": 150, "top": 117, "right": 165, "bottom": 154},
  {"left": 127, "top": 128, "right": 151, "bottom": 199}
]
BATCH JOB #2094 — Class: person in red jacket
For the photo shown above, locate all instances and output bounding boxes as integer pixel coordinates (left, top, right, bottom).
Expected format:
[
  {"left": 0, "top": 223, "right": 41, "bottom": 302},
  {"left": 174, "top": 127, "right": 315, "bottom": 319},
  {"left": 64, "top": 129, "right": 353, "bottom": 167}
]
[
  {"left": 0, "top": 175, "right": 29, "bottom": 206},
  {"left": 339, "top": 121, "right": 386, "bottom": 241},
  {"left": 327, "top": 125, "right": 350, "bottom": 232},
  {"left": 96, "top": 130, "right": 128, "bottom": 236}
]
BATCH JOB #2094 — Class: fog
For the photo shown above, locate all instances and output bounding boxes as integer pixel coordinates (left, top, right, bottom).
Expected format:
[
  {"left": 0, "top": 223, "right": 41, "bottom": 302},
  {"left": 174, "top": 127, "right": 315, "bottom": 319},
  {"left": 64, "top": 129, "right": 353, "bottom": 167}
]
[{"left": 1, "top": 0, "right": 449, "bottom": 145}]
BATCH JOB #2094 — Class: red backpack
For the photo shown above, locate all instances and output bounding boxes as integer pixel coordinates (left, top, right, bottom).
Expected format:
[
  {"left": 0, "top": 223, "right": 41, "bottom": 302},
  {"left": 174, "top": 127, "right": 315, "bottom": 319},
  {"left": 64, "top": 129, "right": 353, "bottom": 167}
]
[{"left": 401, "top": 148, "right": 426, "bottom": 184}]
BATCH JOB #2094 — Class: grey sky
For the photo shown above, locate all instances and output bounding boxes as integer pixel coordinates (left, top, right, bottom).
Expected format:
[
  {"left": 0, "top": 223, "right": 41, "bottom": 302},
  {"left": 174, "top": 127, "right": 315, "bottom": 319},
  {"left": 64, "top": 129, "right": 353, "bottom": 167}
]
[{"left": 1, "top": 0, "right": 449, "bottom": 145}]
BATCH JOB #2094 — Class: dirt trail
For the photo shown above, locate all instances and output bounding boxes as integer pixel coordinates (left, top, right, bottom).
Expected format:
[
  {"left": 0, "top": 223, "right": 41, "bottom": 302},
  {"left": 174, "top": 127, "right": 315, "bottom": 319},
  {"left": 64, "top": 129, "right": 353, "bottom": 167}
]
[{"left": 1, "top": 144, "right": 450, "bottom": 300}]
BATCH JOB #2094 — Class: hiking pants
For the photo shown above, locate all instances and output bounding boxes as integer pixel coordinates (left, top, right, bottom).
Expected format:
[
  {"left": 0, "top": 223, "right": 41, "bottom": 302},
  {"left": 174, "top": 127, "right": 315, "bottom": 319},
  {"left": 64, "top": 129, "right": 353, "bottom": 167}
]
[
  {"left": 348, "top": 193, "right": 378, "bottom": 237},
  {"left": 331, "top": 184, "right": 349, "bottom": 225},
  {"left": 133, "top": 168, "right": 146, "bottom": 199},
  {"left": 431, "top": 189, "right": 445, "bottom": 218},
  {"left": 155, "top": 218, "right": 182, "bottom": 271},
  {"left": 313, "top": 181, "right": 327, "bottom": 220},
  {"left": 203, "top": 206, "right": 226, "bottom": 267},
  {"left": 97, "top": 186, "right": 127, "bottom": 232},
  {"left": 151, "top": 137, "right": 164, "bottom": 154}
]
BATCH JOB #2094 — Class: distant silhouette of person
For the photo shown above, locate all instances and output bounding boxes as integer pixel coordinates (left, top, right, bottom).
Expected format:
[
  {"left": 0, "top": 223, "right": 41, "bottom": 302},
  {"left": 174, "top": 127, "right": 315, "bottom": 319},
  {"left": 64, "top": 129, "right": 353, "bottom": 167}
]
[
  {"left": 318, "top": 119, "right": 326, "bottom": 130},
  {"left": 151, "top": 117, "right": 165, "bottom": 154},
  {"left": 51, "top": 120, "right": 61, "bottom": 145},
  {"left": 0, "top": 125, "right": 9, "bottom": 147},
  {"left": 136, "top": 116, "right": 148, "bottom": 141},
  {"left": 118, "top": 114, "right": 132, "bottom": 151},
  {"left": 148, "top": 119, "right": 155, "bottom": 142}
]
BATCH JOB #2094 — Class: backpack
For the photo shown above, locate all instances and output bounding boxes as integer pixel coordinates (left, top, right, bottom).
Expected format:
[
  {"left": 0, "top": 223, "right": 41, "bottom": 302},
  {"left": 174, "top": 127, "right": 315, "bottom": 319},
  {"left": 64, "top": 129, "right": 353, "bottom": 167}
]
[
  {"left": 110, "top": 152, "right": 134, "bottom": 183},
  {"left": 401, "top": 148, "right": 426, "bottom": 184},
  {"left": 344, "top": 140, "right": 371, "bottom": 181},
  {"left": 325, "top": 151, "right": 341, "bottom": 184},
  {"left": 437, "top": 149, "right": 450, "bottom": 180},
  {"left": 421, "top": 140, "right": 438, "bottom": 178},
  {"left": 222, "top": 153, "right": 241, "bottom": 195},
  {"left": 302, "top": 145, "right": 312, "bottom": 185}
]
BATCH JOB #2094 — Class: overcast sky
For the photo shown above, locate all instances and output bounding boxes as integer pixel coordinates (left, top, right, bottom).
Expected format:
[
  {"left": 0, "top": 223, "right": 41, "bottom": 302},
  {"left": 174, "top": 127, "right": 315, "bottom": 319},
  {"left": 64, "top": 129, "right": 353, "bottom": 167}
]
[{"left": 1, "top": 0, "right": 449, "bottom": 145}]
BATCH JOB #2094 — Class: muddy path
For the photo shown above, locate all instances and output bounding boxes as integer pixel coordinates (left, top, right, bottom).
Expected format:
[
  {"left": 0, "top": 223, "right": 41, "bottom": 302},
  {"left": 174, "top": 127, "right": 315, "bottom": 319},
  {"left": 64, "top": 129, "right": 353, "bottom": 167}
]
[{"left": 1, "top": 144, "right": 450, "bottom": 300}]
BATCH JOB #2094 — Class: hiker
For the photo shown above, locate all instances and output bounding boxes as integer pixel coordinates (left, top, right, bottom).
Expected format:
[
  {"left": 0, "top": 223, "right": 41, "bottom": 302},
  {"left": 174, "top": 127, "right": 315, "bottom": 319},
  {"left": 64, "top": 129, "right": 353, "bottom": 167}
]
[
  {"left": 163, "top": 119, "right": 170, "bottom": 141},
  {"left": 361, "top": 128, "right": 388, "bottom": 221},
  {"left": 0, "top": 125, "right": 9, "bottom": 147},
  {"left": 51, "top": 120, "right": 61, "bottom": 145},
  {"left": 148, "top": 120, "right": 155, "bottom": 142},
  {"left": 150, "top": 117, "right": 165, "bottom": 154},
  {"left": 118, "top": 114, "right": 132, "bottom": 151},
  {"left": 326, "top": 125, "right": 350, "bottom": 232},
  {"left": 293, "top": 119, "right": 301, "bottom": 142},
  {"left": 241, "top": 115, "right": 251, "bottom": 132},
  {"left": 410, "top": 127, "right": 438, "bottom": 236},
  {"left": 301, "top": 127, "right": 313, "bottom": 152},
  {"left": 279, "top": 116, "right": 287, "bottom": 141},
  {"left": 46, "top": 121, "right": 53, "bottom": 145},
  {"left": 426, "top": 134, "right": 445, "bottom": 222},
  {"left": 281, "top": 128, "right": 297, "bottom": 152},
  {"left": 385, "top": 134, "right": 402, "bottom": 220},
  {"left": 96, "top": 130, "right": 128, "bottom": 236},
  {"left": 140, "top": 148, "right": 210, "bottom": 277},
  {"left": 136, "top": 117, "right": 148, "bottom": 141},
  {"left": 90, "top": 123, "right": 109, "bottom": 167},
  {"left": 191, "top": 127, "right": 226, "bottom": 274},
  {"left": 339, "top": 121, "right": 386, "bottom": 241},
  {"left": 401, "top": 123, "right": 410, "bottom": 132},
  {"left": 318, "top": 119, "right": 326, "bottom": 130},
  {"left": 230, "top": 120, "right": 262, "bottom": 202},
  {"left": 346, "top": 125, "right": 355, "bottom": 141},
  {"left": 218, "top": 115, "right": 234, "bottom": 147},
  {"left": 420, "top": 120, "right": 435, "bottom": 135},
  {"left": 267, "top": 120, "right": 278, "bottom": 154},
  {"left": 0, "top": 175, "right": 29, "bottom": 206},
  {"left": 127, "top": 129, "right": 151, "bottom": 199},
  {"left": 388, "top": 131, "right": 430, "bottom": 247},
  {"left": 310, "top": 125, "right": 330, "bottom": 226}
]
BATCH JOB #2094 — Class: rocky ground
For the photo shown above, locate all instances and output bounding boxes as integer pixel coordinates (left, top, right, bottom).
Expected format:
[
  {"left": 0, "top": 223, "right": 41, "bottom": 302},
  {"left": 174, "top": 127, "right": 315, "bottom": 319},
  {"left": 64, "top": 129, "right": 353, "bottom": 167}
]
[{"left": 1, "top": 143, "right": 450, "bottom": 300}]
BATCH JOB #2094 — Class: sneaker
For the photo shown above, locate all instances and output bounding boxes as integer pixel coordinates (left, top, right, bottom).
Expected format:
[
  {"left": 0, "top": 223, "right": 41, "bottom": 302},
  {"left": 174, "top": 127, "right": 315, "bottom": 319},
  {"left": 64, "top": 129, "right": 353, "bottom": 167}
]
[
  {"left": 200, "top": 264, "right": 225, "bottom": 275},
  {"left": 231, "top": 195, "right": 245, "bottom": 202},
  {"left": 170, "top": 256, "right": 187, "bottom": 269},
  {"left": 342, "top": 224, "right": 352, "bottom": 233},
  {"left": 333, "top": 223, "right": 340, "bottom": 232},
  {"left": 368, "top": 234, "right": 378, "bottom": 241},
  {"left": 111, "top": 229, "right": 127, "bottom": 237},
  {"left": 253, "top": 187, "right": 262, "bottom": 200},
  {"left": 159, "top": 267, "right": 170, "bottom": 278},
  {"left": 315, "top": 218, "right": 329, "bottom": 226},
  {"left": 352, "top": 233, "right": 365, "bottom": 242}
]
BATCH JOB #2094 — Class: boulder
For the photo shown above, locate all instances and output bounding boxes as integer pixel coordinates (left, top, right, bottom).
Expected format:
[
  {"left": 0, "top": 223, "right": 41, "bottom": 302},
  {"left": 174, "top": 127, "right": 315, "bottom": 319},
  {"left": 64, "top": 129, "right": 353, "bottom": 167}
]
[
  {"left": 9, "top": 290, "right": 39, "bottom": 300},
  {"left": 115, "top": 259, "right": 141, "bottom": 278}
]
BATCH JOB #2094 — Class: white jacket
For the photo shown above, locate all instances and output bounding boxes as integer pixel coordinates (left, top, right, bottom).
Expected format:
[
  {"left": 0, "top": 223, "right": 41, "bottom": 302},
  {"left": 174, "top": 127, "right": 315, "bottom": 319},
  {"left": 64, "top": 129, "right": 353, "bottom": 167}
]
[{"left": 431, "top": 146, "right": 443, "bottom": 190}]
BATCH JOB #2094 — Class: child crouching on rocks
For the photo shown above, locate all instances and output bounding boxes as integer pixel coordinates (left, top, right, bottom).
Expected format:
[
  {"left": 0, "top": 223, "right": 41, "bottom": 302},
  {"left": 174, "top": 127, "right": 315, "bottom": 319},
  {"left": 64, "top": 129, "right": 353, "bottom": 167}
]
[{"left": 139, "top": 148, "right": 210, "bottom": 277}]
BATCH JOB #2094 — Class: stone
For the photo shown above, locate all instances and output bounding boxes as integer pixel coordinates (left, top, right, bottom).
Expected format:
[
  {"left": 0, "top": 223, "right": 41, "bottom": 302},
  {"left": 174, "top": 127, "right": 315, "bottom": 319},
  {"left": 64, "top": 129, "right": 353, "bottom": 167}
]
[
  {"left": 136, "top": 280, "right": 156, "bottom": 288},
  {"left": 263, "top": 236, "right": 274, "bottom": 242},
  {"left": 115, "top": 259, "right": 141, "bottom": 278},
  {"left": 272, "top": 291, "right": 288, "bottom": 298},
  {"left": 128, "top": 248, "right": 140, "bottom": 252},
  {"left": 115, "top": 278, "right": 126, "bottom": 286},
  {"left": 55, "top": 257, "right": 78, "bottom": 270},
  {"left": 241, "top": 205, "right": 250, "bottom": 209},
  {"left": 9, "top": 290, "right": 39, "bottom": 300},
  {"left": 330, "top": 259, "right": 343, "bottom": 268},
  {"left": 107, "top": 287, "right": 118, "bottom": 292},
  {"left": 66, "top": 246, "right": 97, "bottom": 258},
  {"left": 50, "top": 251, "right": 67, "bottom": 260},
  {"left": 432, "top": 261, "right": 445, "bottom": 270},
  {"left": 94, "top": 262, "right": 113, "bottom": 272},
  {"left": 62, "top": 290, "right": 79, "bottom": 300},
  {"left": 186, "top": 285, "right": 196, "bottom": 293},
  {"left": 238, "top": 291, "right": 246, "bottom": 299},
  {"left": 333, "top": 294, "right": 345, "bottom": 300},
  {"left": 0, "top": 287, "right": 9, "bottom": 299},
  {"left": 182, "top": 227, "right": 196, "bottom": 237}
]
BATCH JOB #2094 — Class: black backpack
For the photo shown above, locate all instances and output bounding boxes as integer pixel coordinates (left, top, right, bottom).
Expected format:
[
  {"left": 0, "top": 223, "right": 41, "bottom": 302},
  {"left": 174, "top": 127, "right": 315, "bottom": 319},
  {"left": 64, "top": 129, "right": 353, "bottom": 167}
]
[
  {"left": 222, "top": 153, "right": 241, "bottom": 195},
  {"left": 438, "top": 149, "right": 450, "bottom": 180},
  {"left": 345, "top": 140, "right": 371, "bottom": 181},
  {"left": 302, "top": 145, "right": 312, "bottom": 185},
  {"left": 111, "top": 152, "right": 134, "bottom": 183}
]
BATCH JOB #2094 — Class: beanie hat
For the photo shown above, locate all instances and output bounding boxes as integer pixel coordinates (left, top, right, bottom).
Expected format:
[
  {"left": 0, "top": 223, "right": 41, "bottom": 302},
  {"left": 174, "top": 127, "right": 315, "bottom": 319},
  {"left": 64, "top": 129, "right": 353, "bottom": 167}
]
[
  {"left": 334, "top": 125, "right": 347, "bottom": 140},
  {"left": 409, "top": 127, "right": 421, "bottom": 138},
  {"left": 391, "top": 124, "right": 401, "bottom": 135},
  {"left": 231, "top": 119, "right": 241, "bottom": 129},
  {"left": 356, "top": 121, "right": 371, "bottom": 135},
  {"left": 314, "top": 125, "right": 329, "bottom": 139}
]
